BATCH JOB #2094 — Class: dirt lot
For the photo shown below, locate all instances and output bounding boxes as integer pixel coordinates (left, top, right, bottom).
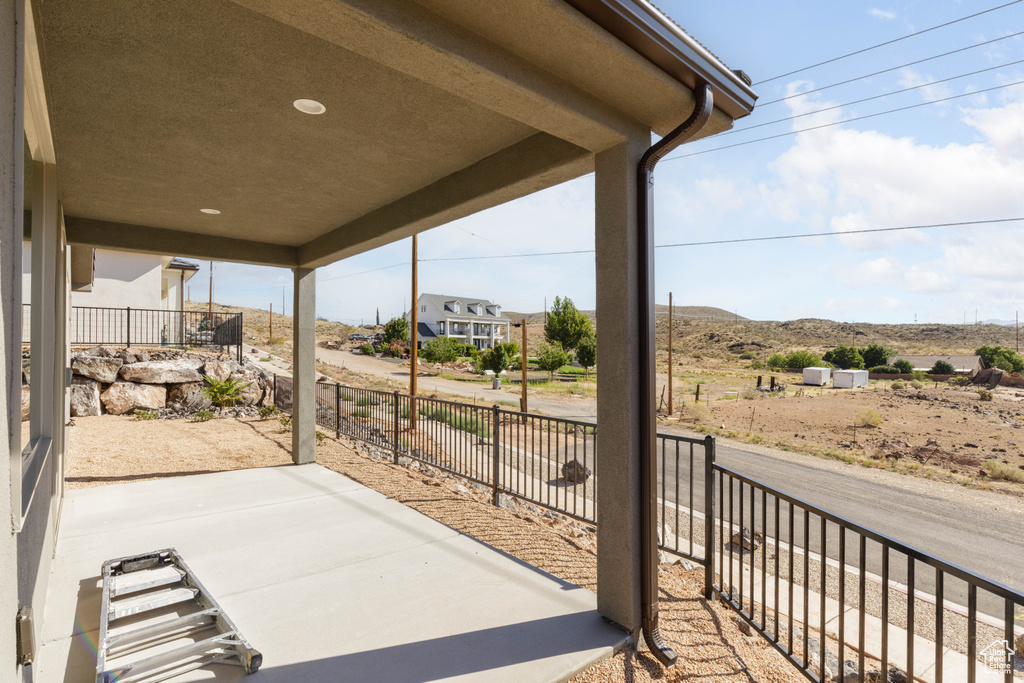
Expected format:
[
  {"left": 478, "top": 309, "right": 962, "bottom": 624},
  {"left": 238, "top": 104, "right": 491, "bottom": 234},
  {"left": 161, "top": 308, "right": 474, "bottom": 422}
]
[
  {"left": 66, "top": 415, "right": 804, "bottom": 682},
  {"left": 671, "top": 381, "right": 1024, "bottom": 494}
]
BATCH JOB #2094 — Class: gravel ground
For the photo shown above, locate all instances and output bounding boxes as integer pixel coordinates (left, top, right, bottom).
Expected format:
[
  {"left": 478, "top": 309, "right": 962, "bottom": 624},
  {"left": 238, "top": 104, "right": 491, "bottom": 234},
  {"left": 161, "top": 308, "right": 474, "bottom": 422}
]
[{"left": 65, "top": 415, "right": 805, "bottom": 682}]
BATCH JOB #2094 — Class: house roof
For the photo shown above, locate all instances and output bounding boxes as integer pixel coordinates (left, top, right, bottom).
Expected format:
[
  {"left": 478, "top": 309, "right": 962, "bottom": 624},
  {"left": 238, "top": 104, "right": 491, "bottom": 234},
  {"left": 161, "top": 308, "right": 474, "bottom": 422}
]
[
  {"left": 417, "top": 322, "right": 438, "bottom": 339},
  {"left": 166, "top": 258, "right": 201, "bottom": 271},
  {"left": 35, "top": 0, "right": 756, "bottom": 270},
  {"left": 892, "top": 355, "right": 983, "bottom": 371},
  {"left": 419, "top": 293, "right": 510, "bottom": 321}
]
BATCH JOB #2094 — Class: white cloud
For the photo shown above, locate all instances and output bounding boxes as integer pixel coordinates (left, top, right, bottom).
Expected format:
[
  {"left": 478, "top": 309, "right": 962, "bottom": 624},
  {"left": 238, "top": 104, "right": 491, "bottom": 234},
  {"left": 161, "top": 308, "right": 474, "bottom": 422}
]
[
  {"left": 836, "top": 256, "right": 955, "bottom": 294},
  {"left": 897, "top": 68, "right": 953, "bottom": 104},
  {"left": 869, "top": 8, "right": 896, "bottom": 20}
]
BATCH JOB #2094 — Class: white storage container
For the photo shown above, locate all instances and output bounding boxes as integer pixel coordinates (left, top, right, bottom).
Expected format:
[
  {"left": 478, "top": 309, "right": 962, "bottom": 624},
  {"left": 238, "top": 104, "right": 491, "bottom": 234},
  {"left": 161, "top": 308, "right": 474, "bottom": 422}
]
[
  {"left": 802, "top": 367, "right": 831, "bottom": 386},
  {"left": 833, "top": 369, "right": 868, "bottom": 389}
]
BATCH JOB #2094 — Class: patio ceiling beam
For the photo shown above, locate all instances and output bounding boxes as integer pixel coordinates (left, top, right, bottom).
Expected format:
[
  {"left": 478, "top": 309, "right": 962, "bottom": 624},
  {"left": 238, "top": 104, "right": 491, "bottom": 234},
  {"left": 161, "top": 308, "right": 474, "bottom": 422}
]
[
  {"left": 298, "top": 132, "right": 591, "bottom": 269},
  {"left": 63, "top": 217, "right": 297, "bottom": 268},
  {"left": 229, "top": 0, "right": 639, "bottom": 152}
]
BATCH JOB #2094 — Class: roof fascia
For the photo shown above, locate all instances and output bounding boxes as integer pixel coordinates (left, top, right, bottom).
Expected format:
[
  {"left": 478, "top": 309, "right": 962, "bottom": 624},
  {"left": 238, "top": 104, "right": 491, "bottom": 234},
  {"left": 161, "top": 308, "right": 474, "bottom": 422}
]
[{"left": 564, "top": 0, "right": 757, "bottom": 119}]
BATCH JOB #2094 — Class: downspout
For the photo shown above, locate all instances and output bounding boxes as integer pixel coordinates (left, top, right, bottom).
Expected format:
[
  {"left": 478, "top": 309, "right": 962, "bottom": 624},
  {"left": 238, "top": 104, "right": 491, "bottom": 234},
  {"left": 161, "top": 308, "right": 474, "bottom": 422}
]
[{"left": 638, "top": 81, "right": 713, "bottom": 667}]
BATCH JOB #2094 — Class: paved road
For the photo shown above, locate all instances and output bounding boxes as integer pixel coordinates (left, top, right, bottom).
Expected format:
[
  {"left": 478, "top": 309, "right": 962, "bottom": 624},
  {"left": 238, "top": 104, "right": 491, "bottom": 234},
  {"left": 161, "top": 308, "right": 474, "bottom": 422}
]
[{"left": 310, "top": 346, "right": 1024, "bottom": 613}]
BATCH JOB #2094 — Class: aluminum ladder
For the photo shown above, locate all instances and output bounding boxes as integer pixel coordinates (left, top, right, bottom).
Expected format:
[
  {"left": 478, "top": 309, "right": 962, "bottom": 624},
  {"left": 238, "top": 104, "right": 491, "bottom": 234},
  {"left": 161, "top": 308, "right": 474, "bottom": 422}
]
[{"left": 96, "top": 548, "right": 261, "bottom": 683}]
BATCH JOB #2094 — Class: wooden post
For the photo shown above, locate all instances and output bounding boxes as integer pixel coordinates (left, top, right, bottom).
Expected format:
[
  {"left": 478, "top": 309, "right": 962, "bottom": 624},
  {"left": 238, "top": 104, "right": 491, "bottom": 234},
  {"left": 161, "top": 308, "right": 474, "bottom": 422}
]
[
  {"left": 520, "top": 319, "right": 528, "bottom": 413},
  {"left": 695, "top": 383, "right": 700, "bottom": 403},
  {"left": 410, "top": 234, "right": 418, "bottom": 398},
  {"left": 668, "top": 292, "right": 673, "bottom": 416},
  {"left": 269, "top": 303, "right": 273, "bottom": 342}
]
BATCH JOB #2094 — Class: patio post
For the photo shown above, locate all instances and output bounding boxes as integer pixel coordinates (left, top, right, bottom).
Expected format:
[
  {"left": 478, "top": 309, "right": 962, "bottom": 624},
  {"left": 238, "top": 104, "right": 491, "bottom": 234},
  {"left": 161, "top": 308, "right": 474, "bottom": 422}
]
[
  {"left": 594, "top": 132, "right": 647, "bottom": 637},
  {"left": 292, "top": 267, "right": 316, "bottom": 465}
]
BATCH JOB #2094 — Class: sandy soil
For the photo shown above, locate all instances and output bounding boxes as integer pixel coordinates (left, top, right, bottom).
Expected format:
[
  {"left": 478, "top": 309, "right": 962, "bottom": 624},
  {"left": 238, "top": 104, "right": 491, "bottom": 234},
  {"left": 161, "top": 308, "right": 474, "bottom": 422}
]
[
  {"left": 65, "top": 415, "right": 804, "bottom": 682},
  {"left": 687, "top": 382, "right": 1024, "bottom": 492}
]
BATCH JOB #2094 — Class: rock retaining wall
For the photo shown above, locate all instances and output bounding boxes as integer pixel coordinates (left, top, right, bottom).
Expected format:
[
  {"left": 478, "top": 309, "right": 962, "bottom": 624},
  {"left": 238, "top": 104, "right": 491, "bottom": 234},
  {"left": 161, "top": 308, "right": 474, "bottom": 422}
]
[{"left": 68, "top": 347, "right": 272, "bottom": 417}]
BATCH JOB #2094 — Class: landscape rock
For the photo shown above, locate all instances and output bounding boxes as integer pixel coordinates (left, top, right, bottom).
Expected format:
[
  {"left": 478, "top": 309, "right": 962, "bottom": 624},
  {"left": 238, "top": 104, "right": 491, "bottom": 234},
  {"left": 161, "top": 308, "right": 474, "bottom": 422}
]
[
  {"left": 70, "top": 376, "right": 102, "bottom": 416},
  {"left": 731, "top": 614, "right": 753, "bottom": 636},
  {"left": 562, "top": 458, "right": 591, "bottom": 484},
  {"left": 21, "top": 385, "right": 30, "bottom": 421},
  {"left": 203, "top": 359, "right": 241, "bottom": 382},
  {"left": 117, "top": 348, "right": 138, "bottom": 364},
  {"left": 1015, "top": 632, "right": 1024, "bottom": 659},
  {"left": 166, "top": 382, "right": 212, "bottom": 412},
  {"left": 119, "top": 359, "right": 204, "bottom": 384},
  {"left": 731, "top": 527, "right": 763, "bottom": 551},
  {"left": 72, "top": 355, "right": 124, "bottom": 383},
  {"left": 100, "top": 381, "right": 166, "bottom": 415}
]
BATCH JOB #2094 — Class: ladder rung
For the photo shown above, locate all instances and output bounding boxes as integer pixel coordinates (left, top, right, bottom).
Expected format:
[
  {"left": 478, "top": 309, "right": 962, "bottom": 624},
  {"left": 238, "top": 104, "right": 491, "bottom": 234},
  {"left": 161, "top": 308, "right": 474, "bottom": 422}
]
[
  {"left": 110, "top": 566, "right": 185, "bottom": 598},
  {"left": 105, "top": 632, "right": 242, "bottom": 682},
  {"left": 110, "top": 587, "right": 198, "bottom": 621},
  {"left": 106, "top": 608, "right": 222, "bottom": 653}
]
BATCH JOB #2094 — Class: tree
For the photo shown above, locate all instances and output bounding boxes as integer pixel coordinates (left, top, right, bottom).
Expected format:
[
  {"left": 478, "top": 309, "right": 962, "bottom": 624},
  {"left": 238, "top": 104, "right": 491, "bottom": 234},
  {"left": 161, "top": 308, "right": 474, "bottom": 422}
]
[
  {"left": 383, "top": 314, "right": 409, "bottom": 344},
  {"left": 931, "top": 360, "right": 955, "bottom": 375},
  {"left": 576, "top": 333, "right": 596, "bottom": 376},
  {"left": 767, "top": 353, "right": 786, "bottom": 369},
  {"left": 536, "top": 341, "right": 570, "bottom": 379},
  {"left": 822, "top": 346, "right": 864, "bottom": 369},
  {"left": 544, "top": 296, "right": 593, "bottom": 352},
  {"left": 420, "top": 336, "right": 460, "bottom": 365},
  {"left": 893, "top": 359, "right": 914, "bottom": 374},
  {"left": 783, "top": 350, "right": 824, "bottom": 369},
  {"left": 861, "top": 344, "right": 893, "bottom": 369},
  {"left": 478, "top": 342, "right": 520, "bottom": 373},
  {"left": 975, "top": 346, "right": 1024, "bottom": 373}
]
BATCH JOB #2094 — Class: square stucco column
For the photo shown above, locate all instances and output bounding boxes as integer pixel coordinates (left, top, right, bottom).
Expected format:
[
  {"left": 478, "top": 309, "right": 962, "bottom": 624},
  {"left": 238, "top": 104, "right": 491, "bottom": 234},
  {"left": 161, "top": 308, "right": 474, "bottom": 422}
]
[
  {"left": 292, "top": 267, "right": 316, "bottom": 465},
  {"left": 594, "top": 133, "right": 648, "bottom": 634}
]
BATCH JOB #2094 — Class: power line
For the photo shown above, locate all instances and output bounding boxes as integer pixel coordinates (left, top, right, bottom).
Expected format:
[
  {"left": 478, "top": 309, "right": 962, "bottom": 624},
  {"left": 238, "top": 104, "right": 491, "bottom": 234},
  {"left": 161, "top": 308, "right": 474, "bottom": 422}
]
[
  {"left": 755, "top": 0, "right": 1023, "bottom": 85},
  {"left": 725, "top": 58, "right": 1024, "bottom": 137},
  {"left": 418, "top": 217, "right": 1024, "bottom": 261},
  {"left": 317, "top": 262, "right": 407, "bottom": 282},
  {"left": 759, "top": 30, "right": 1024, "bottom": 107},
  {"left": 662, "top": 78, "right": 1024, "bottom": 162}
]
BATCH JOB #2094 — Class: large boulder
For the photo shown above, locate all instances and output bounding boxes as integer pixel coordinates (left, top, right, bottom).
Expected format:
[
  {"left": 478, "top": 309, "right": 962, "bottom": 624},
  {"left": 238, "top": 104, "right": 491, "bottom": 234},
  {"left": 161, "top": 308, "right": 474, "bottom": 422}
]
[
  {"left": 119, "top": 359, "right": 204, "bottom": 384},
  {"left": 100, "top": 381, "right": 166, "bottom": 415},
  {"left": 167, "top": 382, "right": 212, "bottom": 412},
  {"left": 70, "top": 376, "right": 102, "bottom": 416},
  {"left": 562, "top": 458, "right": 591, "bottom": 484},
  {"left": 72, "top": 355, "right": 124, "bottom": 383},
  {"left": 203, "top": 359, "right": 242, "bottom": 382}
]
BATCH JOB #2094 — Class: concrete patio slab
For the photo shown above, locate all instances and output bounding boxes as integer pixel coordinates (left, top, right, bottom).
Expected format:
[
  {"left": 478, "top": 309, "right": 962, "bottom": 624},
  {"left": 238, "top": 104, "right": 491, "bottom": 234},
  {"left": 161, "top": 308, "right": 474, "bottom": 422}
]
[{"left": 35, "top": 464, "right": 627, "bottom": 682}]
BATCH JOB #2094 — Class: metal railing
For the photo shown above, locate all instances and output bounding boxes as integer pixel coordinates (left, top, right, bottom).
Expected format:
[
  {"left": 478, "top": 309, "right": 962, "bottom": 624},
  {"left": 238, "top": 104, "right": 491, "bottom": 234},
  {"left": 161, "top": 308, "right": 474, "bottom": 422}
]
[
  {"left": 295, "top": 379, "right": 1023, "bottom": 682},
  {"left": 22, "top": 304, "right": 243, "bottom": 361}
]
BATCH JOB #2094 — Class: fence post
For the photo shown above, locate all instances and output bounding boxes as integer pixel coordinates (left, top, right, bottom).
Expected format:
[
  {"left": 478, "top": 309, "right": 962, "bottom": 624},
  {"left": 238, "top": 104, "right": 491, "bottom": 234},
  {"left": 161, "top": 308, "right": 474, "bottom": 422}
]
[
  {"left": 393, "top": 390, "right": 401, "bottom": 464},
  {"left": 238, "top": 313, "right": 243, "bottom": 362},
  {"left": 126, "top": 307, "right": 132, "bottom": 348},
  {"left": 491, "top": 405, "right": 501, "bottom": 507},
  {"left": 704, "top": 434, "right": 716, "bottom": 601},
  {"left": 334, "top": 383, "right": 341, "bottom": 439}
]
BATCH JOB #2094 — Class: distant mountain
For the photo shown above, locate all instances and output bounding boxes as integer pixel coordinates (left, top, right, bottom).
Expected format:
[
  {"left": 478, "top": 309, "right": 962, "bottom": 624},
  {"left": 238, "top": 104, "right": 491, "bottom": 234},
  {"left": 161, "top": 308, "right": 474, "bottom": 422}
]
[
  {"left": 503, "top": 305, "right": 747, "bottom": 325},
  {"left": 981, "top": 319, "right": 1018, "bottom": 326}
]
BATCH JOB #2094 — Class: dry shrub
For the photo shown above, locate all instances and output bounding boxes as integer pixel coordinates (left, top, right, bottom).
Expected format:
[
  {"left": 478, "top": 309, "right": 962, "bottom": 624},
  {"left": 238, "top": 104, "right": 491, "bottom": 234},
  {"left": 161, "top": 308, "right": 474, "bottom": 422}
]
[
  {"left": 976, "top": 388, "right": 994, "bottom": 402},
  {"left": 741, "top": 388, "right": 759, "bottom": 400},
  {"left": 983, "top": 460, "right": 1024, "bottom": 483},
  {"left": 856, "top": 409, "right": 882, "bottom": 427},
  {"left": 891, "top": 380, "right": 905, "bottom": 390}
]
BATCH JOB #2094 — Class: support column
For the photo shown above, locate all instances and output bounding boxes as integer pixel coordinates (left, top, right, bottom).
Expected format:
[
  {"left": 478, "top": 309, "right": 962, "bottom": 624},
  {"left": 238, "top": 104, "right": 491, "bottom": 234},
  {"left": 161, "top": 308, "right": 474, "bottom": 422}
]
[
  {"left": 291, "top": 267, "right": 316, "bottom": 465},
  {"left": 594, "top": 132, "right": 647, "bottom": 635}
]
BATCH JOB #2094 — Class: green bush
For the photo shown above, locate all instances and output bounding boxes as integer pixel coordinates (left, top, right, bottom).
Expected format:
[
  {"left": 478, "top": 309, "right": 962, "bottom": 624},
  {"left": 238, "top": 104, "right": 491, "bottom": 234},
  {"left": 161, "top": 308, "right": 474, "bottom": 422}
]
[
  {"left": 133, "top": 409, "right": 159, "bottom": 420},
  {"left": 279, "top": 414, "right": 292, "bottom": 432},
  {"left": 856, "top": 409, "right": 882, "bottom": 427},
  {"left": 356, "top": 397, "right": 378, "bottom": 407},
  {"left": 909, "top": 380, "right": 924, "bottom": 389},
  {"left": 576, "top": 333, "right": 596, "bottom": 376},
  {"left": 749, "top": 359, "right": 765, "bottom": 369},
  {"left": 202, "top": 375, "right": 252, "bottom": 408},
  {"left": 861, "top": 344, "right": 894, "bottom": 369},
  {"left": 536, "top": 341, "right": 571, "bottom": 378},
  {"left": 930, "top": 360, "right": 956, "bottom": 375},
  {"left": 544, "top": 296, "right": 593, "bottom": 352},
  {"left": 420, "top": 337, "right": 461, "bottom": 365},
  {"left": 417, "top": 405, "right": 490, "bottom": 437},
  {"left": 891, "top": 380, "right": 905, "bottom": 390},
  {"left": 823, "top": 346, "right": 864, "bottom": 369},
  {"left": 912, "top": 370, "right": 927, "bottom": 382},
  {"left": 738, "top": 351, "right": 758, "bottom": 360},
  {"left": 478, "top": 342, "right": 520, "bottom": 374},
  {"left": 783, "top": 350, "right": 824, "bottom": 370},
  {"left": 869, "top": 365, "right": 900, "bottom": 374},
  {"left": 258, "top": 405, "right": 280, "bottom": 420},
  {"left": 892, "top": 359, "right": 914, "bottom": 374},
  {"left": 352, "top": 407, "right": 372, "bottom": 418},
  {"left": 766, "top": 353, "right": 786, "bottom": 369},
  {"left": 383, "top": 315, "right": 409, "bottom": 344},
  {"left": 947, "top": 375, "right": 972, "bottom": 386},
  {"left": 360, "top": 344, "right": 375, "bottom": 356},
  {"left": 192, "top": 410, "right": 215, "bottom": 423},
  {"left": 976, "top": 388, "right": 994, "bottom": 402},
  {"left": 975, "top": 346, "right": 1024, "bottom": 373},
  {"left": 315, "top": 430, "right": 326, "bottom": 443}
]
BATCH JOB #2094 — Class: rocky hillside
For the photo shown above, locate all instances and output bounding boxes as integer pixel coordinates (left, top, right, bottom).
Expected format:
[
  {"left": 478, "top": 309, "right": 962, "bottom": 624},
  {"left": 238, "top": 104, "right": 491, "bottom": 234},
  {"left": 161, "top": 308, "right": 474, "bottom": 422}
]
[{"left": 184, "top": 300, "right": 356, "bottom": 347}]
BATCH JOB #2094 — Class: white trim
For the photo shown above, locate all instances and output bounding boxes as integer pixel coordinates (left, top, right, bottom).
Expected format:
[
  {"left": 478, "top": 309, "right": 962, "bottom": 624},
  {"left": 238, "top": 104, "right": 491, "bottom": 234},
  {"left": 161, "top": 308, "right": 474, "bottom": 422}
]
[{"left": 22, "top": 0, "right": 55, "bottom": 165}]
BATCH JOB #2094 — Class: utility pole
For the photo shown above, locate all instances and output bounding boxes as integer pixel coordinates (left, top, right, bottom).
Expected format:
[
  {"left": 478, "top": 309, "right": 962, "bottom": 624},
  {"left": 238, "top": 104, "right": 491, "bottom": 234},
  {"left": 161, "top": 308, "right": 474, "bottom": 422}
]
[
  {"left": 520, "top": 319, "right": 528, "bottom": 413},
  {"left": 667, "top": 292, "right": 673, "bottom": 416},
  {"left": 208, "top": 261, "right": 214, "bottom": 316},
  {"left": 1017, "top": 310, "right": 1019, "bottom": 353},
  {"left": 269, "top": 303, "right": 273, "bottom": 341},
  {"left": 544, "top": 297, "right": 547, "bottom": 325},
  {"left": 282, "top": 287, "right": 286, "bottom": 318},
  {"left": 410, "top": 235, "right": 418, "bottom": 399}
]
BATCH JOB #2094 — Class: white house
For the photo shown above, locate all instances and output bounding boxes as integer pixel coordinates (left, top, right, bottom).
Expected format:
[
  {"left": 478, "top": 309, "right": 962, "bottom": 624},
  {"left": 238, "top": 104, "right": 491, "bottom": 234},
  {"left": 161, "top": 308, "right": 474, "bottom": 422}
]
[{"left": 413, "top": 294, "right": 511, "bottom": 350}]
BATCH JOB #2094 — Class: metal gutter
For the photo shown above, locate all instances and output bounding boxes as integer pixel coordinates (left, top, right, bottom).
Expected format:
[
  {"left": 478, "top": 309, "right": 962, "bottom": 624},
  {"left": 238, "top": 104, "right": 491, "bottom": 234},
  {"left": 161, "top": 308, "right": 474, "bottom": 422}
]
[
  {"left": 636, "top": 81, "right": 714, "bottom": 667},
  {"left": 564, "top": 0, "right": 757, "bottom": 120}
]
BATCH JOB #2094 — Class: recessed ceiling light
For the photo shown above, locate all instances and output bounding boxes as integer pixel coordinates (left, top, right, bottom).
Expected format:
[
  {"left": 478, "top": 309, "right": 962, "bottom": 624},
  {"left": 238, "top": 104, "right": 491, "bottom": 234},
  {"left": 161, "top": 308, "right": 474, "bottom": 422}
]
[
  {"left": 293, "top": 98, "right": 326, "bottom": 115},
  {"left": 200, "top": 208, "right": 220, "bottom": 215}
]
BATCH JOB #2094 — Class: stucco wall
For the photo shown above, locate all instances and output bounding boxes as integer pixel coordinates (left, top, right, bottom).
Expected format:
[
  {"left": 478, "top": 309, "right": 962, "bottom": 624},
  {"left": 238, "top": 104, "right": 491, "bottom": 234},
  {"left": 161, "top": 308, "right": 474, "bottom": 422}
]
[{"left": 70, "top": 249, "right": 163, "bottom": 310}]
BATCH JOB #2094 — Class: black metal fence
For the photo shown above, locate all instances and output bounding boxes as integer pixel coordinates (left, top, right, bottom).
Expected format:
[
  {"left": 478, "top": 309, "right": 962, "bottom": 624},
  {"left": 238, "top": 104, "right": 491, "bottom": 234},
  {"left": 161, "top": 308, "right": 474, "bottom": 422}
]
[
  {"left": 299, "top": 379, "right": 1023, "bottom": 682},
  {"left": 22, "top": 304, "right": 243, "bottom": 361}
]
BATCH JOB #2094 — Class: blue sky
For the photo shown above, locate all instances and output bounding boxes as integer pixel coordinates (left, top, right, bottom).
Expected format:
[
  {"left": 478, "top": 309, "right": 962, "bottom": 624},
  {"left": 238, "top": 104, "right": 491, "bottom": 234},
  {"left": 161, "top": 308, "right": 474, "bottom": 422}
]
[{"left": 203, "top": 1, "right": 1024, "bottom": 325}]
